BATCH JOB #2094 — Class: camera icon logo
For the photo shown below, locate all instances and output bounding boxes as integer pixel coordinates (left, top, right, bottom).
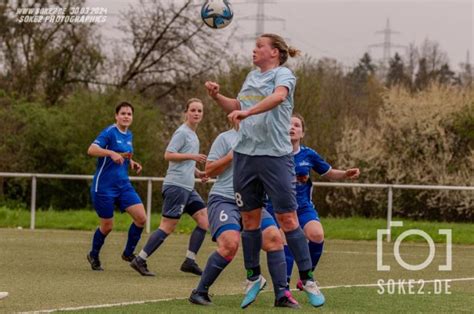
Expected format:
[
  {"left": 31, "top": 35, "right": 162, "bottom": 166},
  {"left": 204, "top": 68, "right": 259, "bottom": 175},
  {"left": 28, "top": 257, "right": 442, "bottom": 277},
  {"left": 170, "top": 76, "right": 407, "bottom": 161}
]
[{"left": 377, "top": 221, "right": 452, "bottom": 271}]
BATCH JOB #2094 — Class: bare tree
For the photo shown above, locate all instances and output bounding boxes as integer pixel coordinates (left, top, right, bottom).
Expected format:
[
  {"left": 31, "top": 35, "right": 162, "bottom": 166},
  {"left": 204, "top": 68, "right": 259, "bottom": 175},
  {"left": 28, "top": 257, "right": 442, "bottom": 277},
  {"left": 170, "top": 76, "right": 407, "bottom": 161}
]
[
  {"left": 114, "top": 0, "right": 233, "bottom": 101},
  {"left": 0, "top": 0, "right": 104, "bottom": 104}
]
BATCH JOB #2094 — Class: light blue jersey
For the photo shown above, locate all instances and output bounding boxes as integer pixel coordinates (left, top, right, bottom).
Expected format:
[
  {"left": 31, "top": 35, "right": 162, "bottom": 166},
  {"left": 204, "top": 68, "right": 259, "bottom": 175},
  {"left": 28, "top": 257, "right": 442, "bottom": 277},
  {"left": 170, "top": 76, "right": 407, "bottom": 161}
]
[
  {"left": 207, "top": 129, "right": 238, "bottom": 200},
  {"left": 234, "top": 66, "right": 296, "bottom": 157},
  {"left": 163, "top": 124, "right": 199, "bottom": 191}
]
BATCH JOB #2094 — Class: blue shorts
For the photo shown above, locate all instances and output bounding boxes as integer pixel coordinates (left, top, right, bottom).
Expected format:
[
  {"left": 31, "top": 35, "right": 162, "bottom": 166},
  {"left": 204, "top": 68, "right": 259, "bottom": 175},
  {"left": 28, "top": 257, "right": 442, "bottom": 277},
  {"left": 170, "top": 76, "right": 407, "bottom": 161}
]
[
  {"left": 162, "top": 185, "right": 206, "bottom": 219},
  {"left": 233, "top": 152, "right": 297, "bottom": 213},
  {"left": 208, "top": 194, "right": 277, "bottom": 242},
  {"left": 91, "top": 182, "right": 142, "bottom": 219},
  {"left": 266, "top": 205, "right": 320, "bottom": 229}
]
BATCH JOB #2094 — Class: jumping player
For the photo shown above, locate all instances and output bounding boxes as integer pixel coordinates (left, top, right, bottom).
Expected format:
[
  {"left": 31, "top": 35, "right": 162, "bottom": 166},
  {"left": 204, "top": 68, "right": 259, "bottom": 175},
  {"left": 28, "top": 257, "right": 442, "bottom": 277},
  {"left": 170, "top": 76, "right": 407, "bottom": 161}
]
[
  {"left": 131, "top": 98, "right": 209, "bottom": 277},
  {"left": 189, "top": 128, "right": 299, "bottom": 308},
  {"left": 205, "top": 33, "right": 324, "bottom": 307},
  {"left": 267, "top": 113, "right": 360, "bottom": 301},
  {"left": 87, "top": 101, "right": 147, "bottom": 271}
]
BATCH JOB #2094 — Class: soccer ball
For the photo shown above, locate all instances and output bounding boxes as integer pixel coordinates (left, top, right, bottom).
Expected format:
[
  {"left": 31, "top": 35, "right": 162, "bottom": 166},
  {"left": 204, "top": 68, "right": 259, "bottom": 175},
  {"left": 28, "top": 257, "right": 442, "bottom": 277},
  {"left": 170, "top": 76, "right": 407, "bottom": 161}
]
[{"left": 201, "top": 0, "right": 233, "bottom": 29}]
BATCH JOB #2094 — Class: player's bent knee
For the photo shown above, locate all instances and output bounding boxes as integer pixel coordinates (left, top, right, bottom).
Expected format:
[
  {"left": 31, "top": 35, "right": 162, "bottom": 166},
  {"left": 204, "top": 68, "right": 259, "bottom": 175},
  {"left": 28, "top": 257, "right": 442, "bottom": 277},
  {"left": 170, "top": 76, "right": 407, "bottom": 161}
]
[
  {"left": 307, "top": 231, "right": 324, "bottom": 243},
  {"left": 262, "top": 229, "right": 284, "bottom": 251},
  {"left": 276, "top": 214, "right": 299, "bottom": 232}
]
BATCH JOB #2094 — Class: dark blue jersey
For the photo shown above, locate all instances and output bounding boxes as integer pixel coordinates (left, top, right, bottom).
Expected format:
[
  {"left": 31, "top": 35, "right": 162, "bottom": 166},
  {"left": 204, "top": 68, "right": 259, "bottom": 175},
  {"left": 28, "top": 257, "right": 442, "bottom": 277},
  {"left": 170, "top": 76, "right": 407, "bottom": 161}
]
[
  {"left": 91, "top": 125, "right": 134, "bottom": 193},
  {"left": 266, "top": 145, "right": 331, "bottom": 212}
]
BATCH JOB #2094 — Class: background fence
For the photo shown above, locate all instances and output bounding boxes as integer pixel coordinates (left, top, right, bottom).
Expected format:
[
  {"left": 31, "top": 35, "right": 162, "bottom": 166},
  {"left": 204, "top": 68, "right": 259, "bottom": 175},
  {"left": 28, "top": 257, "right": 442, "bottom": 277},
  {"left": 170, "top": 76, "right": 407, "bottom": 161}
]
[{"left": 1, "top": 172, "right": 473, "bottom": 241}]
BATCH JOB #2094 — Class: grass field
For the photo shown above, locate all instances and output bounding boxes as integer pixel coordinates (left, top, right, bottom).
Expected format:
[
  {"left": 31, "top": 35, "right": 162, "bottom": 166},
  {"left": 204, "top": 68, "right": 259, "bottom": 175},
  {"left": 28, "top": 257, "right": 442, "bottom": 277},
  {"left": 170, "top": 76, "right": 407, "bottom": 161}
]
[
  {"left": 1, "top": 206, "right": 473, "bottom": 243},
  {"left": 0, "top": 228, "right": 473, "bottom": 313}
]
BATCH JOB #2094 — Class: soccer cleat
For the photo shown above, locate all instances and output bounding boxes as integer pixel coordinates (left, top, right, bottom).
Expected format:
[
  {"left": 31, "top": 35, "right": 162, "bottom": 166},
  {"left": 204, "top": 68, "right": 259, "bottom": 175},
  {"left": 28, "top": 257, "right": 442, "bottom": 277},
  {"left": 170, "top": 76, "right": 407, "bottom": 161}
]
[
  {"left": 0, "top": 292, "right": 8, "bottom": 300},
  {"left": 240, "top": 275, "right": 267, "bottom": 309},
  {"left": 296, "top": 279, "right": 304, "bottom": 291},
  {"left": 189, "top": 289, "right": 213, "bottom": 306},
  {"left": 302, "top": 280, "right": 325, "bottom": 307},
  {"left": 87, "top": 253, "right": 104, "bottom": 271},
  {"left": 275, "top": 290, "right": 300, "bottom": 309},
  {"left": 180, "top": 258, "right": 203, "bottom": 276},
  {"left": 121, "top": 253, "right": 136, "bottom": 262},
  {"left": 130, "top": 256, "right": 155, "bottom": 276}
]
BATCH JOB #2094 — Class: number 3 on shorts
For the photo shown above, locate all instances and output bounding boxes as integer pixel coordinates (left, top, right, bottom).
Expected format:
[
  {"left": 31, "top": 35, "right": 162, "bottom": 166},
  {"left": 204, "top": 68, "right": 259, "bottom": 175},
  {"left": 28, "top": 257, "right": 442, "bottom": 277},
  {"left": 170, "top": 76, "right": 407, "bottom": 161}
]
[{"left": 235, "top": 192, "right": 244, "bottom": 207}]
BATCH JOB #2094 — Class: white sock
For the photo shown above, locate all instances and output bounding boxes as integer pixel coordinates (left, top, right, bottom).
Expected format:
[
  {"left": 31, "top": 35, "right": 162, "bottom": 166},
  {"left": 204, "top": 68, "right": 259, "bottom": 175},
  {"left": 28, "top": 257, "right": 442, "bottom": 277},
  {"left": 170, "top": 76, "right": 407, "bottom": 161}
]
[
  {"left": 186, "top": 250, "right": 196, "bottom": 260},
  {"left": 138, "top": 250, "right": 148, "bottom": 260}
]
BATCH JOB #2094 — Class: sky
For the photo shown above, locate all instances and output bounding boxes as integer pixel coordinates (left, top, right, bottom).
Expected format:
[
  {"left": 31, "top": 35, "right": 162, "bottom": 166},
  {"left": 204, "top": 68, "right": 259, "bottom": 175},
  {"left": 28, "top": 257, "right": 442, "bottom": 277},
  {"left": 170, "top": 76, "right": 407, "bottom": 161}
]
[{"left": 92, "top": 0, "right": 473, "bottom": 71}]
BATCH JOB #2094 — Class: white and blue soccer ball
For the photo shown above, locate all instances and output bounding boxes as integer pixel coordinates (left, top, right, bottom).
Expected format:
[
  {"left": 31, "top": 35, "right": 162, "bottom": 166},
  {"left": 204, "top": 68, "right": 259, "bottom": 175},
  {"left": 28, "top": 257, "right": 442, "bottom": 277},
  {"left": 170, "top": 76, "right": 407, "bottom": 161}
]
[{"left": 201, "top": 0, "right": 233, "bottom": 29}]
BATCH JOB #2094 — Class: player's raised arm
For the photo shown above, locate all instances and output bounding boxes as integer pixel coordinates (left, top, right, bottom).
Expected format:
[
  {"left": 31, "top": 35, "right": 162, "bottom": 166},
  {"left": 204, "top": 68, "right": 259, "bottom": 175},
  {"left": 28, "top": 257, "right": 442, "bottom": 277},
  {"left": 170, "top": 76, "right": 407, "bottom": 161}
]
[{"left": 205, "top": 81, "right": 240, "bottom": 113}]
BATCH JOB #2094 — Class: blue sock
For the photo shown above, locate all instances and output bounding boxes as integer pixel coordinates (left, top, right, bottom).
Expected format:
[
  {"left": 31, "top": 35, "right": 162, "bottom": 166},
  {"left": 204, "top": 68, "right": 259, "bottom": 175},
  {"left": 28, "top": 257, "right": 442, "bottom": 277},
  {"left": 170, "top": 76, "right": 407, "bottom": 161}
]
[
  {"left": 242, "top": 229, "right": 262, "bottom": 280},
  {"left": 284, "top": 245, "right": 294, "bottom": 284},
  {"left": 142, "top": 228, "right": 168, "bottom": 257},
  {"left": 196, "top": 251, "right": 231, "bottom": 293},
  {"left": 187, "top": 226, "right": 207, "bottom": 256},
  {"left": 123, "top": 223, "right": 143, "bottom": 257},
  {"left": 90, "top": 228, "right": 107, "bottom": 258},
  {"left": 284, "top": 227, "right": 312, "bottom": 281},
  {"left": 267, "top": 250, "right": 288, "bottom": 300},
  {"left": 308, "top": 241, "right": 324, "bottom": 271}
]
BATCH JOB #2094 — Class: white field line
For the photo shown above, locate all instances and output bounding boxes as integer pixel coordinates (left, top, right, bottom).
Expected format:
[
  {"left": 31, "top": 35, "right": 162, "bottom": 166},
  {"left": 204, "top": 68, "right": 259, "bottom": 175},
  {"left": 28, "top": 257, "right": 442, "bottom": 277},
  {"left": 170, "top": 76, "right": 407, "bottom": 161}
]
[{"left": 24, "top": 277, "right": 474, "bottom": 313}]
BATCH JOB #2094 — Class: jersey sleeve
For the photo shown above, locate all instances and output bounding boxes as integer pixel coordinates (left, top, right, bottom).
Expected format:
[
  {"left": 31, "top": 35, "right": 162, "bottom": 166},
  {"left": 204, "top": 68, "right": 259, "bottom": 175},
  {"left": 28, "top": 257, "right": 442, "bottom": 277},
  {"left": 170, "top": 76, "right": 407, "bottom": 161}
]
[
  {"left": 310, "top": 149, "right": 332, "bottom": 176},
  {"left": 166, "top": 130, "right": 186, "bottom": 153},
  {"left": 274, "top": 67, "right": 296, "bottom": 95},
  {"left": 92, "top": 127, "right": 111, "bottom": 149},
  {"left": 208, "top": 134, "right": 230, "bottom": 162}
]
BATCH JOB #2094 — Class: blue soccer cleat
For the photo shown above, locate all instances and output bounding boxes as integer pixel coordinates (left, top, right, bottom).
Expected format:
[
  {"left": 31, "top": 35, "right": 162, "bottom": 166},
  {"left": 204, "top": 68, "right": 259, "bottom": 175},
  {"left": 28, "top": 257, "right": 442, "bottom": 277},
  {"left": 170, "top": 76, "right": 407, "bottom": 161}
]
[
  {"left": 302, "top": 280, "right": 325, "bottom": 307},
  {"left": 240, "top": 275, "right": 267, "bottom": 308}
]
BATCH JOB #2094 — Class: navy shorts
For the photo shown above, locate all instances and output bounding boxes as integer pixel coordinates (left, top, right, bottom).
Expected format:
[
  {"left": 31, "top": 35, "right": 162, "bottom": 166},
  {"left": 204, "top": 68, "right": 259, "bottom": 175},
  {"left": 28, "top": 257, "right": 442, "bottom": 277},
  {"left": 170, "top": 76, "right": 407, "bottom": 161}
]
[
  {"left": 233, "top": 152, "right": 297, "bottom": 213},
  {"left": 266, "top": 204, "right": 320, "bottom": 229},
  {"left": 162, "top": 185, "right": 206, "bottom": 219},
  {"left": 91, "top": 182, "right": 142, "bottom": 219},
  {"left": 208, "top": 194, "right": 278, "bottom": 241}
]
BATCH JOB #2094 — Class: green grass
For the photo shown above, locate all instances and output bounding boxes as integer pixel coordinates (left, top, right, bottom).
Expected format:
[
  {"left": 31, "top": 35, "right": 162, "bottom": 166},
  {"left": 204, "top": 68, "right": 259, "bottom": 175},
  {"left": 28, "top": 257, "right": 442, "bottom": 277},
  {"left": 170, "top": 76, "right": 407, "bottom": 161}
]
[
  {"left": 1, "top": 206, "right": 473, "bottom": 244},
  {"left": 1, "top": 229, "right": 473, "bottom": 313}
]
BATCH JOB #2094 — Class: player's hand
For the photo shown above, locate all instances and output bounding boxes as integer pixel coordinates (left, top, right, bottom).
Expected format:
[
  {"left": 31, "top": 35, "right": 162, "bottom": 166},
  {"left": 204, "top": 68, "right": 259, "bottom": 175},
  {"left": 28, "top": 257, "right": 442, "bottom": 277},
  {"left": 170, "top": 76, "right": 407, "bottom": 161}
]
[
  {"left": 130, "top": 160, "right": 142, "bottom": 175},
  {"left": 205, "top": 81, "right": 220, "bottom": 99},
  {"left": 110, "top": 151, "right": 124, "bottom": 165},
  {"left": 193, "top": 154, "right": 207, "bottom": 164},
  {"left": 345, "top": 168, "right": 360, "bottom": 179},
  {"left": 196, "top": 170, "right": 210, "bottom": 183},
  {"left": 227, "top": 110, "right": 250, "bottom": 126}
]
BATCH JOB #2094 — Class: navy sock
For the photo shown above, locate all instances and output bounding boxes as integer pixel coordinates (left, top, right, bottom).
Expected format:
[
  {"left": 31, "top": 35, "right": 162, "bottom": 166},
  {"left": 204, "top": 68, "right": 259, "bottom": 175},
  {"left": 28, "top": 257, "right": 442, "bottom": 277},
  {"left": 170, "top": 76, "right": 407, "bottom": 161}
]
[
  {"left": 267, "top": 250, "right": 288, "bottom": 300},
  {"left": 284, "top": 227, "right": 312, "bottom": 280},
  {"left": 188, "top": 226, "right": 207, "bottom": 256},
  {"left": 284, "top": 245, "right": 295, "bottom": 284},
  {"left": 123, "top": 223, "right": 143, "bottom": 257},
  {"left": 309, "top": 241, "right": 324, "bottom": 271},
  {"left": 90, "top": 228, "right": 107, "bottom": 258},
  {"left": 196, "top": 251, "right": 231, "bottom": 293},
  {"left": 142, "top": 228, "right": 168, "bottom": 257},
  {"left": 242, "top": 229, "right": 262, "bottom": 280}
]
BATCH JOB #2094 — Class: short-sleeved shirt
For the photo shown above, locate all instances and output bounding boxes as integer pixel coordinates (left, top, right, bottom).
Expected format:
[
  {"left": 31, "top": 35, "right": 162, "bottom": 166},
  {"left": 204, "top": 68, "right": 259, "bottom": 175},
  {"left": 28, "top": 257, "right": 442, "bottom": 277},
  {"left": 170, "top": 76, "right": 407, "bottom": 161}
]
[
  {"left": 208, "top": 129, "right": 238, "bottom": 200},
  {"left": 91, "top": 124, "right": 133, "bottom": 193},
  {"left": 294, "top": 145, "right": 331, "bottom": 210},
  {"left": 163, "top": 124, "right": 199, "bottom": 191},
  {"left": 234, "top": 66, "right": 296, "bottom": 157},
  {"left": 266, "top": 145, "right": 332, "bottom": 212}
]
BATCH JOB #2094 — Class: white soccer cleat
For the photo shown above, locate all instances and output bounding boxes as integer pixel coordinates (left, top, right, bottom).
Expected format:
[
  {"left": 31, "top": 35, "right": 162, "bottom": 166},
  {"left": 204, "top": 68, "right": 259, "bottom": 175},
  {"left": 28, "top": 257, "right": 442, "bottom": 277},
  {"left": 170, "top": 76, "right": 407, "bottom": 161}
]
[
  {"left": 0, "top": 292, "right": 8, "bottom": 300},
  {"left": 303, "top": 280, "right": 325, "bottom": 307}
]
